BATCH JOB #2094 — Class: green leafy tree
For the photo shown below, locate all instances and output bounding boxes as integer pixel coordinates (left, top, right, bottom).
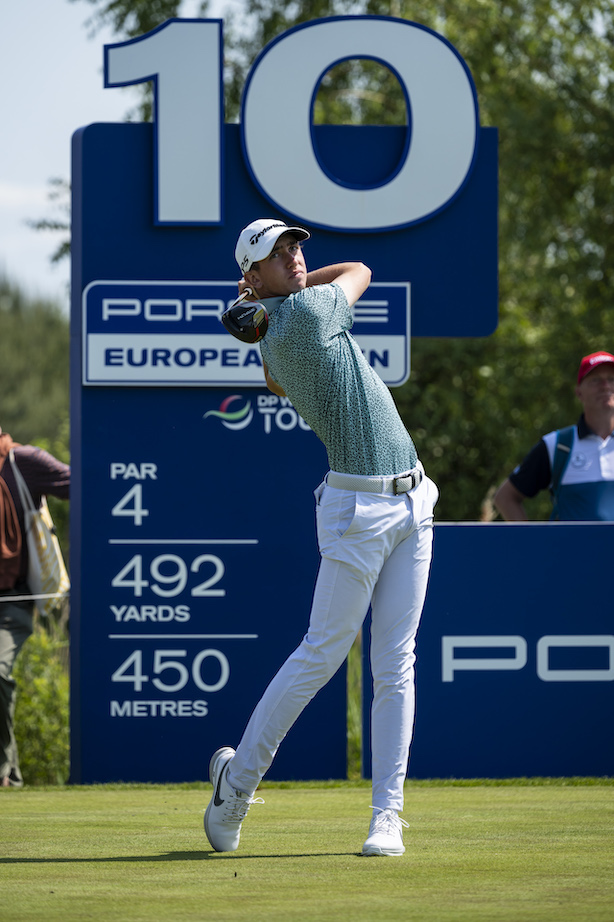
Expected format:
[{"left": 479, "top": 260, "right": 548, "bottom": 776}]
[
  {"left": 0, "top": 276, "right": 70, "bottom": 550},
  {"left": 0, "top": 278, "right": 70, "bottom": 446},
  {"left": 13, "top": 615, "right": 70, "bottom": 786},
  {"left": 27, "top": 178, "right": 72, "bottom": 267},
  {"left": 73, "top": 0, "right": 183, "bottom": 33}
]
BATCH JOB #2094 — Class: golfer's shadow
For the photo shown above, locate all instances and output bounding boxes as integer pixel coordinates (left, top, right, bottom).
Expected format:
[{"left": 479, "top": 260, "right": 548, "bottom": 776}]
[
  {"left": 0, "top": 850, "right": 360, "bottom": 864},
  {"left": 198, "top": 850, "right": 360, "bottom": 860}
]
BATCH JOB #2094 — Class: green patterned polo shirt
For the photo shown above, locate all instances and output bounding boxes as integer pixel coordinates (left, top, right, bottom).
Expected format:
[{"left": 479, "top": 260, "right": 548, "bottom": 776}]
[{"left": 259, "top": 283, "right": 418, "bottom": 476}]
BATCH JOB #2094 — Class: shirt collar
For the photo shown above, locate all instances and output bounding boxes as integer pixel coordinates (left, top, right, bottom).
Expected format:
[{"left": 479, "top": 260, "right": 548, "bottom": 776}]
[
  {"left": 576, "top": 413, "right": 614, "bottom": 439},
  {"left": 261, "top": 296, "right": 287, "bottom": 315},
  {"left": 577, "top": 414, "right": 591, "bottom": 439}
]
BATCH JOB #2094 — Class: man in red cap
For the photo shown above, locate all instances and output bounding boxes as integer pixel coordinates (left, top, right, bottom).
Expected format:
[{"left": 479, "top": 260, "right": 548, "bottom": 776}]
[{"left": 494, "top": 351, "right": 614, "bottom": 521}]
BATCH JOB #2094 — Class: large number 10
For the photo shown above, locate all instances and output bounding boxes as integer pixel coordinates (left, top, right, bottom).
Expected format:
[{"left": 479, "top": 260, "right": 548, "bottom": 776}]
[{"left": 104, "top": 17, "right": 479, "bottom": 231}]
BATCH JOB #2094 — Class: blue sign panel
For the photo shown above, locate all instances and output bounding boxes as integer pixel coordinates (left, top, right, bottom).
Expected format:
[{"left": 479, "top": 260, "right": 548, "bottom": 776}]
[
  {"left": 71, "top": 17, "right": 499, "bottom": 784},
  {"left": 70, "top": 385, "right": 347, "bottom": 784},
  {"left": 362, "top": 524, "right": 614, "bottom": 778}
]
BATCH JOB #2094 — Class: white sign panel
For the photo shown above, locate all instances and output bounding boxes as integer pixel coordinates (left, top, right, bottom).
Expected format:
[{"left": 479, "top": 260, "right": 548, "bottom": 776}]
[{"left": 82, "top": 280, "right": 410, "bottom": 387}]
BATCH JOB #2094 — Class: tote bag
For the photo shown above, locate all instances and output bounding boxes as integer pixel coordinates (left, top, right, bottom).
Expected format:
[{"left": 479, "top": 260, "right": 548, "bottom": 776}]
[{"left": 9, "top": 450, "right": 70, "bottom": 616}]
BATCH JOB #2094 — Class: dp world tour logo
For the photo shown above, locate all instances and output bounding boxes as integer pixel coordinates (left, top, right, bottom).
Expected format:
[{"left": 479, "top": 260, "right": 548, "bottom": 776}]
[
  {"left": 204, "top": 394, "right": 312, "bottom": 434},
  {"left": 203, "top": 395, "right": 253, "bottom": 430}
]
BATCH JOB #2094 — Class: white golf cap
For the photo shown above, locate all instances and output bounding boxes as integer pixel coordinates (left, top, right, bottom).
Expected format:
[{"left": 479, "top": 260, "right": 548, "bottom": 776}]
[{"left": 235, "top": 218, "right": 310, "bottom": 273}]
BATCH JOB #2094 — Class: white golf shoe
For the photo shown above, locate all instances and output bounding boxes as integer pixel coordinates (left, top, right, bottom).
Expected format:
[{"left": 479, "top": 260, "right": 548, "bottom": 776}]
[
  {"left": 361, "top": 806, "right": 409, "bottom": 857},
  {"left": 203, "top": 747, "right": 263, "bottom": 852}
]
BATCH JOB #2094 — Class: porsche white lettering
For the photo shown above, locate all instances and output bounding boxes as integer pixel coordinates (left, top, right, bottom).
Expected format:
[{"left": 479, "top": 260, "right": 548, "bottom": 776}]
[{"left": 442, "top": 635, "right": 614, "bottom": 683}]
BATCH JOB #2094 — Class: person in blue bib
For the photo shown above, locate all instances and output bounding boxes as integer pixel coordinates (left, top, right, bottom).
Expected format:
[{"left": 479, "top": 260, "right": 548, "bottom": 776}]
[
  {"left": 204, "top": 219, "right": 439, "bottom": 857},
  {"left": 494, "top": 351, "right": 614, "bottom": 521}
]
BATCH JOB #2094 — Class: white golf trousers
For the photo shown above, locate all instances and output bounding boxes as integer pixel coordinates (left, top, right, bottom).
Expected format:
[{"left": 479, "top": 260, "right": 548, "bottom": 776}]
[{"left": 228, "top": 469, "right": 438, "bottom": 811}]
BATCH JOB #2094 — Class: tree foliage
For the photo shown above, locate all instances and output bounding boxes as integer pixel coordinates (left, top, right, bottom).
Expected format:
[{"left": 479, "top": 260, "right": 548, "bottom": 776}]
[
  {"left": 0, "top": 277, "right": 70, "bottom": 446},
  {"left": 0, "top": 276, "right": 70, "bottom": 548},
  {"left": 72, "top": 0, "right": 188, "bottom": 39},
  {"left": 27, "top": 178, "right": 72, "bottom": 266},
  {"left": 13, "top": 614, "right": 70, "bottom": 786},
  {"left": 67, "top": 0, "right": 614, "bottom": 519}
]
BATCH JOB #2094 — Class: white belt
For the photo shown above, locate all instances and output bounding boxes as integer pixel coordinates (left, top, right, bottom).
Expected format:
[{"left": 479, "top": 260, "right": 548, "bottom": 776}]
[{"left": 326, "top": 469, "right": 422, "bottom": 495}]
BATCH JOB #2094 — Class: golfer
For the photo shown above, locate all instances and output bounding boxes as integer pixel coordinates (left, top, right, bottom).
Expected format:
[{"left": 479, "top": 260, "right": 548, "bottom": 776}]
[{"left": 204, "top": 219, "right": 438, "bottom": 857}]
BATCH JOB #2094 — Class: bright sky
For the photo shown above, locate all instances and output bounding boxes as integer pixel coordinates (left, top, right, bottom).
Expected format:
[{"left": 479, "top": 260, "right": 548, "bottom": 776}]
[{"left": 0, "top": 0, "right": 232, "bottom": 309}]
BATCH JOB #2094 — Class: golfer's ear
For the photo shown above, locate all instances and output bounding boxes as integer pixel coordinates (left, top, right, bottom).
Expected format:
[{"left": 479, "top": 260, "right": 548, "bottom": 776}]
[{"left": 245, "top": 267, "right": 262, "bottom": 291}]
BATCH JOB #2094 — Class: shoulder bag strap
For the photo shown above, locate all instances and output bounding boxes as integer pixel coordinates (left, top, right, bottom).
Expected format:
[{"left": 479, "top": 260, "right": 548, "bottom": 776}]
[
  {"left": 8, "top": 449, "right": 37, "bottom": 518},
  {"left": 551, "top": 425, "right": 575, "bottom": 496}
]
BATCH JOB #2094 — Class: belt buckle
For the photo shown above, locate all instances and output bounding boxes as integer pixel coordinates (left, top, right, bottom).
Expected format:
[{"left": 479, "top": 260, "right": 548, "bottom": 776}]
[
  {"left": 393, "top": 471, "right": 416, "bottom": 495},
  {"left": 393, "top": 473, "right": 408, "bottom": 495}
]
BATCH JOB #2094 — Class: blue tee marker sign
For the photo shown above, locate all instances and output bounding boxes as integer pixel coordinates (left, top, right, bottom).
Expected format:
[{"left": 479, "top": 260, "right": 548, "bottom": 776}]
[{"left": 70, "top": 17, "right": 498, "bottom": 783}]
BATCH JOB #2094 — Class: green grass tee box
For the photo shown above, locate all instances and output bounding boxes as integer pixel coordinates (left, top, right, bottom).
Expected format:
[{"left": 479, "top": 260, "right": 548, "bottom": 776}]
[{"left": 2, "top": 779, "right": 613, "bottom": 922}]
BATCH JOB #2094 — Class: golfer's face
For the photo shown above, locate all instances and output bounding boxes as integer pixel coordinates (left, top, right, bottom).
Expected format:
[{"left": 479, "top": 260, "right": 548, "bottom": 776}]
[{"left": 248, "top": 234, "right": 307, "bottom": 298}]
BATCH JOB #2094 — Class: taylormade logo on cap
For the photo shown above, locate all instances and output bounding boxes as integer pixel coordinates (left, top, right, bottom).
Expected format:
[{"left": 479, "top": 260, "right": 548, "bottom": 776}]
[
  {"left": 249, "top": 222, "right": 286, "bottom": 245},
  {"left": 235, "top": 219, "right": 310, "bottom": 273}
]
